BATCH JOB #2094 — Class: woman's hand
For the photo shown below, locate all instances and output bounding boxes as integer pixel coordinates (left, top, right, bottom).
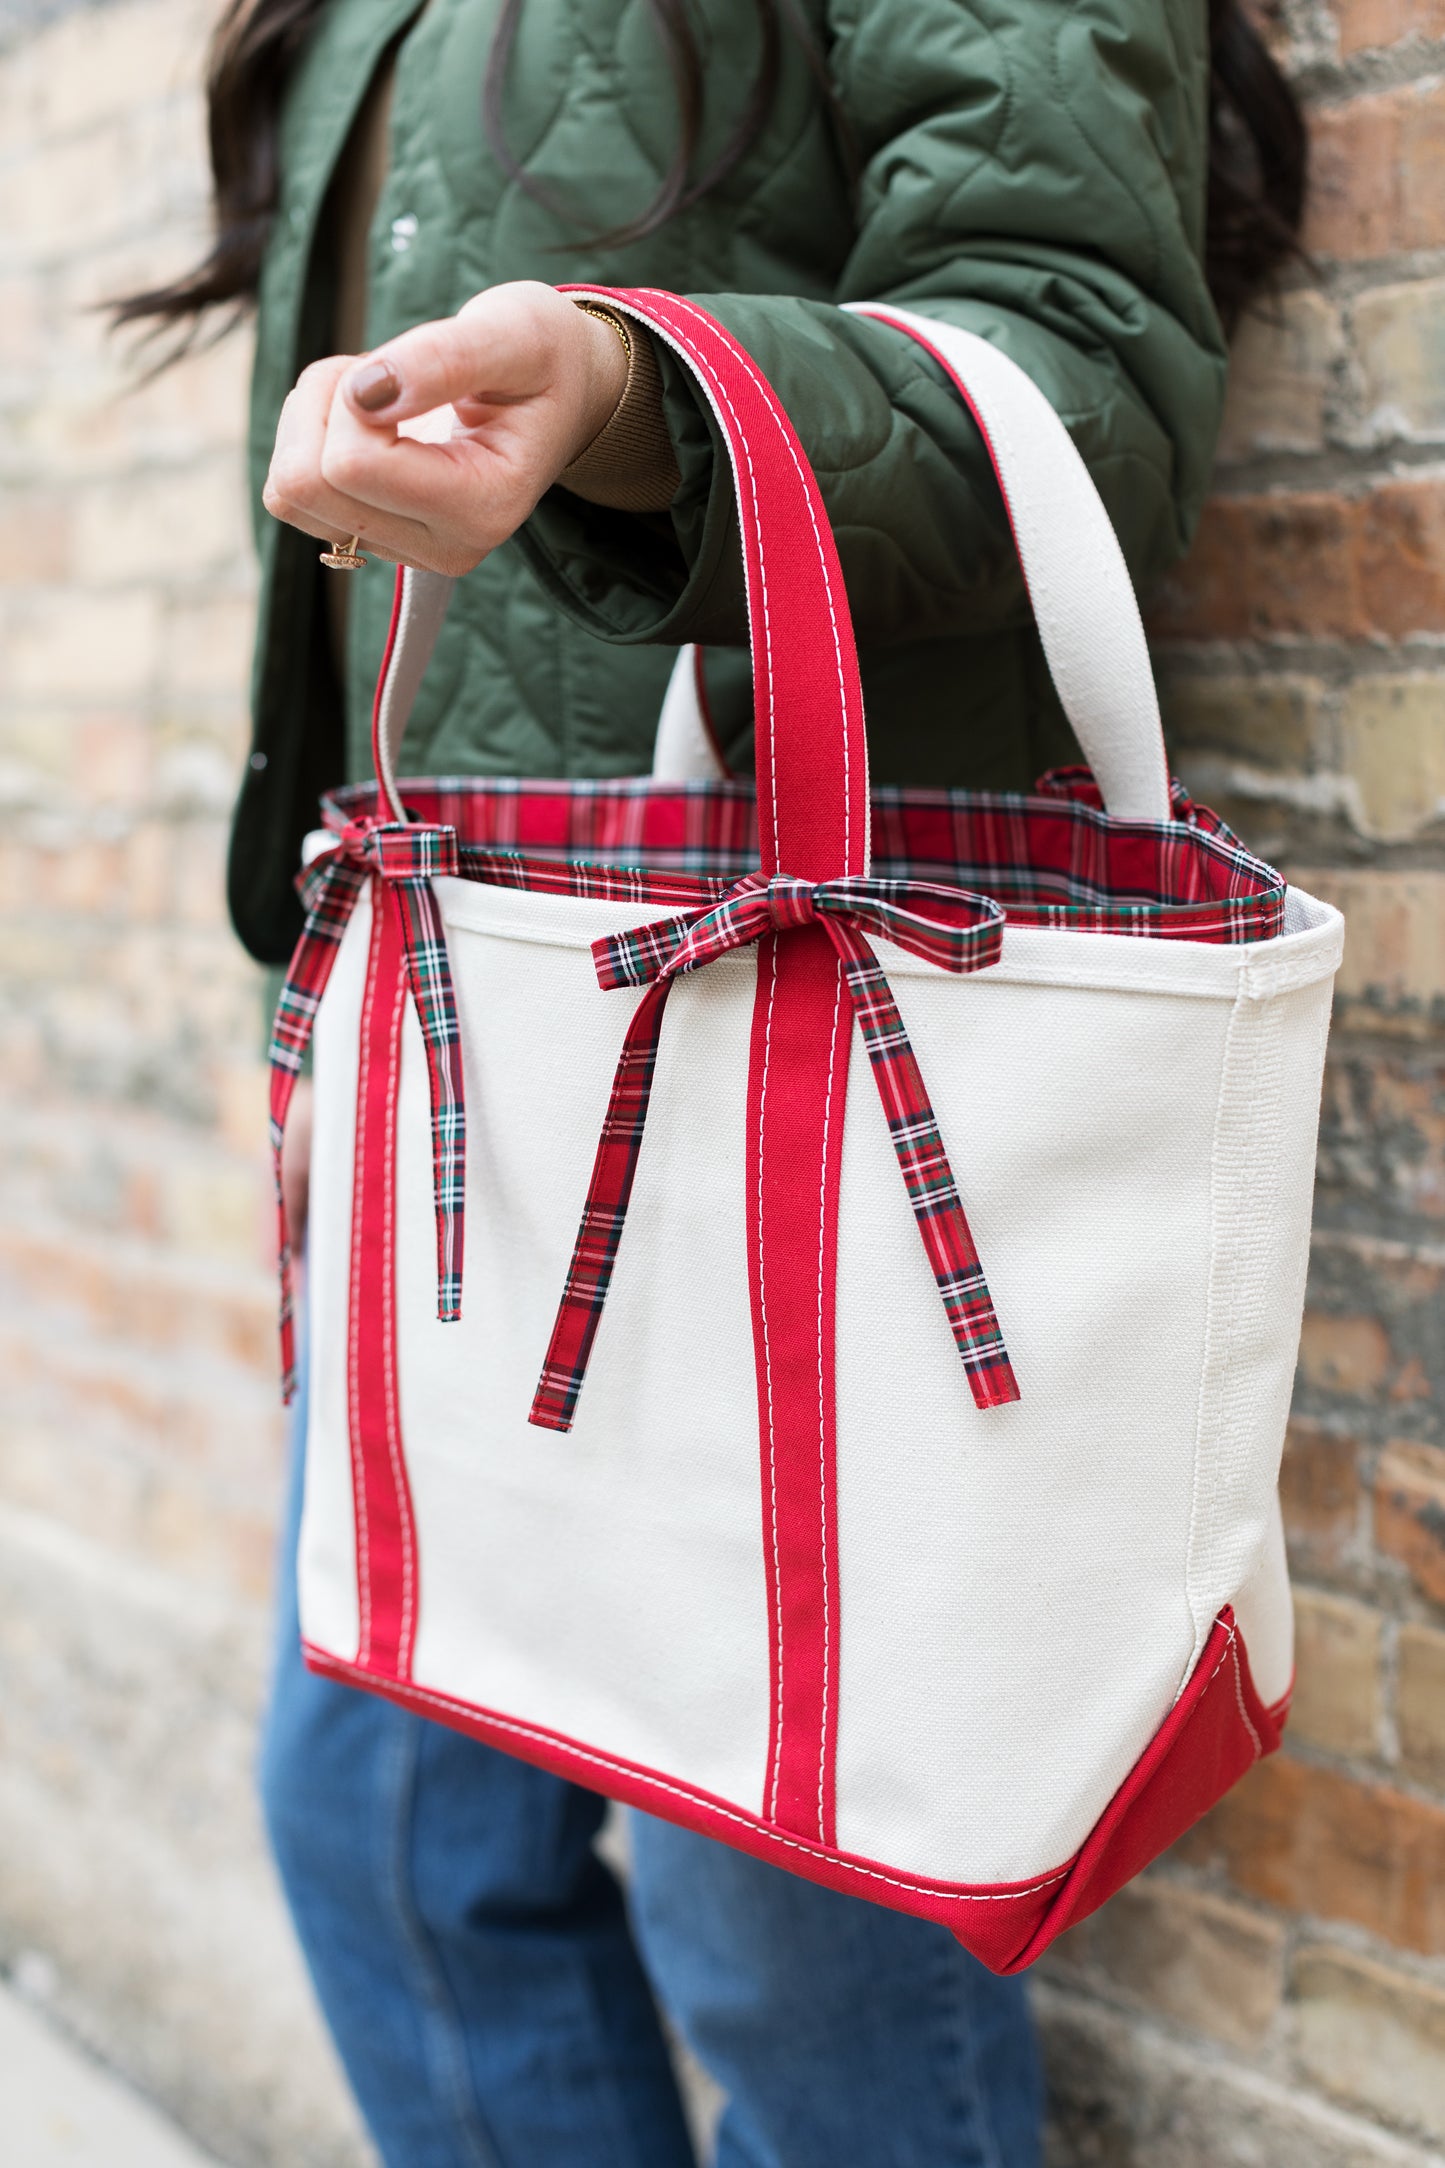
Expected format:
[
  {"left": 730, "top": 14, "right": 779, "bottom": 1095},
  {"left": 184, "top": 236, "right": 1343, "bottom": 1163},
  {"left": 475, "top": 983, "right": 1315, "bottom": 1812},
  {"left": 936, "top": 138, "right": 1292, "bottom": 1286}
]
[{"left": 262, "top": 282, "right": 630, "bottom": 576}]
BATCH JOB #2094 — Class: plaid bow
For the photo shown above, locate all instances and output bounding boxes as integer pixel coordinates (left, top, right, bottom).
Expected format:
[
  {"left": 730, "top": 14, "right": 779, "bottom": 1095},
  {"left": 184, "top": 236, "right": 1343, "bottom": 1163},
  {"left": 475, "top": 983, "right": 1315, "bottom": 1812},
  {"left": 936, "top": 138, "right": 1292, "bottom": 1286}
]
[
  {"left": 530, "top": 871, "right": 1021, "bottom": 1433},
  {"left": 268, "top": 817, "right": 466, "bottom": 1401}
]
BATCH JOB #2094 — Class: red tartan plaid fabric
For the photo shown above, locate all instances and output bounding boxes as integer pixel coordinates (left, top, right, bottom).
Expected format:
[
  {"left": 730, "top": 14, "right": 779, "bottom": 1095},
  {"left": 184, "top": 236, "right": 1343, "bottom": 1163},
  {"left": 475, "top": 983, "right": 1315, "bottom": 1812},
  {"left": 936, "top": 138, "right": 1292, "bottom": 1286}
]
[
  {"left": 529, "top": 873, "right": 1018, "bottom": 1432},
  {"left": 269, "top": 769, "right": 1289, "bottom": 1399},
  {"left": 828, "top": 917, "right": 1019, "bottom": 1410},
  {"left": 269, "top": 818, "right": 467, "bottom": 1401},
  {"left": 316, "top": 767, "right": 1286, "bottom": 941}
]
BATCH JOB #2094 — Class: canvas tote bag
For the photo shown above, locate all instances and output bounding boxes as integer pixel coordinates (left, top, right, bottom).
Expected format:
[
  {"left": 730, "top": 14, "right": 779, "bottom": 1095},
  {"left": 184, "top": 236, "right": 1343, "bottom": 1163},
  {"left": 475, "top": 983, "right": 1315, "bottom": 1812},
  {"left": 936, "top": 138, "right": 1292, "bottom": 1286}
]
[{"left": 268, "top": 291, "right": 1343, "bottom": 1972}]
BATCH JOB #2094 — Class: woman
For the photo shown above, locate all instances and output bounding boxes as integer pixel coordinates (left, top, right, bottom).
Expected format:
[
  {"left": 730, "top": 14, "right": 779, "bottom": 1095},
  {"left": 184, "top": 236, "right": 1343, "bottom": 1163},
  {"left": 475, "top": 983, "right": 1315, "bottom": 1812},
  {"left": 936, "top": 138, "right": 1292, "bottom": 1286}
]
[{"left": 122, "top": 2, "right": 1304, "bottom": 2160}]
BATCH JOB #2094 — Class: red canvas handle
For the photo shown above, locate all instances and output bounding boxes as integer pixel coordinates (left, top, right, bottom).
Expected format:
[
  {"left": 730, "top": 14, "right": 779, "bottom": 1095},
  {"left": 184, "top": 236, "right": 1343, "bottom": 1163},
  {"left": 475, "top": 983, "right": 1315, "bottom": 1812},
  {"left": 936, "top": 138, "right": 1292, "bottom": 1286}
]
[
  {"left": 369, "top": 291, "right": 1174, "bottom": 838},
  {"left": 564, "top": 288, "right": 871, "bottom": 884}
]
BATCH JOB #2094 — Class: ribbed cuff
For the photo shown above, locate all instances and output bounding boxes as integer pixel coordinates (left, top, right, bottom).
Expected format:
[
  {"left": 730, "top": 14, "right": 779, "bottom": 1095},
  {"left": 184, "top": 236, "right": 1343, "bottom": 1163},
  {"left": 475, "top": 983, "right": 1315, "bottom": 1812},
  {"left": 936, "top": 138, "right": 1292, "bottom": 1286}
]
[{"left": 560, "top": 307, "right": 681, "bottom": 514}]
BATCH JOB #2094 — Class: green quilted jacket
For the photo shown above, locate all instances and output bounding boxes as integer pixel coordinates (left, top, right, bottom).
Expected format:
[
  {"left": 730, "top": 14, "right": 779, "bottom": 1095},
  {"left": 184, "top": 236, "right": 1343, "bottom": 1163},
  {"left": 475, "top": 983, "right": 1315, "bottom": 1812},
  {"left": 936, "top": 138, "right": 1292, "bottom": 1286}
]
[{"left": 233, "top": 0, "right": 1226, "bottom": 964}]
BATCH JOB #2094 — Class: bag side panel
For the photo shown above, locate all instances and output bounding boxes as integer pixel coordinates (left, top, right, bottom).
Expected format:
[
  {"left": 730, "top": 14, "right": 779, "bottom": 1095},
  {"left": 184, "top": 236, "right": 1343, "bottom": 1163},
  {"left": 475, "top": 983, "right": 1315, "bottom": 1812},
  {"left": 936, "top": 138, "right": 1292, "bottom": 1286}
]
[
  {"left": 1183, "top": 969, "right": 1335, "bottom": 1689},
  {"left": 1005, "top": 1607, "right": 1285, "bottom": 1969},
  {"left": 833, "top": 958, "right": 1234, "bottom": 1884}
]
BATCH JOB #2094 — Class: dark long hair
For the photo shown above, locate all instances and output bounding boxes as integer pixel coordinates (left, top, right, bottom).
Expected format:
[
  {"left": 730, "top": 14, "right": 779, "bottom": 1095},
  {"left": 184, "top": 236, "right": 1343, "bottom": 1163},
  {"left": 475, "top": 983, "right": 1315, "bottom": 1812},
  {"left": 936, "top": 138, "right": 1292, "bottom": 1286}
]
[{"left": 115, "top": 0, "right": 1305, "bottom": 341}]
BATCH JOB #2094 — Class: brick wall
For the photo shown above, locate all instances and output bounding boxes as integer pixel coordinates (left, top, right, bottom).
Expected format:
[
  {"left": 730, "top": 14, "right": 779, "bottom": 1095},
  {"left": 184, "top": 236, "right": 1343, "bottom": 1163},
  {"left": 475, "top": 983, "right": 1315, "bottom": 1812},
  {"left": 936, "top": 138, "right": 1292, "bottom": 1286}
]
[
  {"left": 0, "top": 2, "right": 369, "bottom": 2160},
  {"left": 0, "top": 0, "right": 1441, "bottom": 2163},
  {"left": 1037, "top": 4, "right": 1445, "bottom": 2162}
]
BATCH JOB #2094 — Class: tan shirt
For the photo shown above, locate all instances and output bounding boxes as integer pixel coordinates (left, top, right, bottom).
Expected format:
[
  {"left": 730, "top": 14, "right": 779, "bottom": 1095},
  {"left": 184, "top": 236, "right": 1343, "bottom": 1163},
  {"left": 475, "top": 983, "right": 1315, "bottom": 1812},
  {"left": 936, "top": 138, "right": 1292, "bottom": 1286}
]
[{"left": 330, "top": 53, "right": 679, "bottom": 504}]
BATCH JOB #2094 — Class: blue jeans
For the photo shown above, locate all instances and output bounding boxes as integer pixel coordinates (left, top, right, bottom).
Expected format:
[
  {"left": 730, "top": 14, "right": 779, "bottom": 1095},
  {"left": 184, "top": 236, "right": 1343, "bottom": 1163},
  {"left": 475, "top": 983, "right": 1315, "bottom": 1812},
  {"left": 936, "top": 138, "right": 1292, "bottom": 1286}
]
[{"left": 261, "top": 1397, "right": 1043, "bottom": 2167}]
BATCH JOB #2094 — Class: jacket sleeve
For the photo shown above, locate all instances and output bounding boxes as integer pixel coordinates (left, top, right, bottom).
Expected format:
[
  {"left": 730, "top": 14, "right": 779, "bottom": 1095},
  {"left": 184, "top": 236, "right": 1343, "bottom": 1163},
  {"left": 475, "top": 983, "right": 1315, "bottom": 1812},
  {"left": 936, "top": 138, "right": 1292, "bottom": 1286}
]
[{"left": 516, "top": 0, "right": 1227, "bottom": 653}]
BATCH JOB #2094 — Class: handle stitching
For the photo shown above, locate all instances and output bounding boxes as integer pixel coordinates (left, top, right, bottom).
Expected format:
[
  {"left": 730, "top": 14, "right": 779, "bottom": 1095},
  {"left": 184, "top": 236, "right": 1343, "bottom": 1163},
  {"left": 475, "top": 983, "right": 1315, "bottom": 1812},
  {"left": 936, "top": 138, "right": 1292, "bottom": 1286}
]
[
  {"left": 816, "top": 961, "right": 844, "bottom": 1843},
  {"left": 664, "top": 295, "right": 862, "bottom": 877},
  {"left": 757, "top": 951, "right": 786, "bottom": 1824}
]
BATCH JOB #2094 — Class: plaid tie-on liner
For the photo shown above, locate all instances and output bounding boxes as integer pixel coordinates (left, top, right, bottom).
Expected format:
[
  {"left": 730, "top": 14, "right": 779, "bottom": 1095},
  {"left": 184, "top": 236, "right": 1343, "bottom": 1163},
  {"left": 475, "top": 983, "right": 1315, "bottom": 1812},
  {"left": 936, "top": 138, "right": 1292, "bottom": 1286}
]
[
  {"left": 269, "top": 820, "right": 467, "bottom": 1401},
  {"left": 318, "top": 766, "right": 1286, "bottom": 941},
  {"left": 269, "top": 770, "right": 1286, "bottom": 1403}
]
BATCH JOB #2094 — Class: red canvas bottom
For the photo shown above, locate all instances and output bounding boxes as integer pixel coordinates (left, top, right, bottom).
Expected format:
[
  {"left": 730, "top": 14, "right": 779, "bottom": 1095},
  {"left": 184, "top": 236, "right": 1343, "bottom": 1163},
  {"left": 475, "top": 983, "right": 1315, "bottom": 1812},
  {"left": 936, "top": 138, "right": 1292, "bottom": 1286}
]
[{"left": 303, "top": 1607, "right": 1286, "bottom": 1974}]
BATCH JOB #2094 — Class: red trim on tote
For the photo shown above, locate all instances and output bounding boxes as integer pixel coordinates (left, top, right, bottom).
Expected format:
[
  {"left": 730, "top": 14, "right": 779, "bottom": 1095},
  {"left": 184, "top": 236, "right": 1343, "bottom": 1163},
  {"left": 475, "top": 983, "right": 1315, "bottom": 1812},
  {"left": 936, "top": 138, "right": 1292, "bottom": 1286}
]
[
  {"left": 576, "top": 288, "right": 870, "bottom": 888},
  {"left": 1011, "top": 1609, "right": 1285, "bottom": 1964},
  {"left": 347, "top": 890, "right": 419, "bottom": 1682},
  {"left": 304, "top": 1608, "right": 1285, "bottom": 1976},
  {"left": 747, "top": 932, "right": 851, "bottom": 1846}
]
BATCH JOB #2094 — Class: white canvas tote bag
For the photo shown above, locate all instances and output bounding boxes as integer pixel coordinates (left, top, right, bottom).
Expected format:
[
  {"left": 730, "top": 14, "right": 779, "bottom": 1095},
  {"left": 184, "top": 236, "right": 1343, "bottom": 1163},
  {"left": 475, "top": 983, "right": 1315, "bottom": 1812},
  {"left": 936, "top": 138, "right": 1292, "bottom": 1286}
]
[{"left": 268, "top": 291, "right": 1343, "bottom": 1971}]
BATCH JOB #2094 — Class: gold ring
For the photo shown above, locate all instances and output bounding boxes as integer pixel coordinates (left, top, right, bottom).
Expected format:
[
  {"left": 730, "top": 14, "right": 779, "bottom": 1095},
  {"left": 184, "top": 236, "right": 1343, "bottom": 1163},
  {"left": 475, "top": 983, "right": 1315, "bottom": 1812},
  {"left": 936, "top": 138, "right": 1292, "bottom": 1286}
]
[{"left": 320, "top": 534, "right": 366, "bottom": 570}]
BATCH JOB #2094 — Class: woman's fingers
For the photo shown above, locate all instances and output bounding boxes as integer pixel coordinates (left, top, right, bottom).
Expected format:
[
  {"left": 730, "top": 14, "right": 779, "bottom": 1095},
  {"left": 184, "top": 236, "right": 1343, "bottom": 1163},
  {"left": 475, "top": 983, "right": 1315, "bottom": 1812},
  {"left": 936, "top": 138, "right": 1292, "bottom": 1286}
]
[
  {"left": 262, "top": 282, "right": 627, "bottom": 575},
  {"left": 264, "top": 353, "right": 444, "bottom": 567},
  {"left": 337, "top": 280, "right": 567, "bottom": 428},
  {"left": 317, "top": 402, "right": 541, "bottom": 555},
  {"left": 264, "top": 354, "right": 353, "bottom": 518},
  {"left": 337, "top": 280, "right": 626, "bottom": 465}
]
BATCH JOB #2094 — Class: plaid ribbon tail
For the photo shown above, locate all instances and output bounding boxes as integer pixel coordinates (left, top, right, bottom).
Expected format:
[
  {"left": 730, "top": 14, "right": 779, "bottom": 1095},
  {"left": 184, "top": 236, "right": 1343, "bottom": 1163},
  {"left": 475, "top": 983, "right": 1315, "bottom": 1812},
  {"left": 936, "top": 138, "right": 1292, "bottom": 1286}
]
[
  {"left": 529, "top": 978, "right": 672, "bottom": 1433},
  {"left": 268, "top": 855, "right": 368, "bottom": 1402},
  {"left": 391, "top": 879, "right": 467, "bottom": 1322},
  {"left": 824, "top": 921, "right": 1019, "bottom": 1410},
  {"left": 540, "top": 872, "right": 1016, "bottom": 1431}
]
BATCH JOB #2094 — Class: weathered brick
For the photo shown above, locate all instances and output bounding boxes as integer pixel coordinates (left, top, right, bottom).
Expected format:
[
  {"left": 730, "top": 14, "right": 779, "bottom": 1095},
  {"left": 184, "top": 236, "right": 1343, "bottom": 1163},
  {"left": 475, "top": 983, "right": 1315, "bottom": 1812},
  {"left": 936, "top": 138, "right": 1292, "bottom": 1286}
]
[
  {"left": 1161, "top": 674, "right": 1320, "bottom": 769},
  {"left": 1375, "top": 1443, "right": 1445, "bottom": 1607},
  {"left": 1318, "top": 1044, "right": 1445, "bottom": 1223},
  {"left": 1303, "top": 1235, "right": 1443, "bottom": 1411},
  {"left": 1307, "top": 81, "right": 1445, "bottom": 260},
  {"left": 159, "top": 594, "right": 258, "bottom": 705},
  {"left": 1040, "top": 1975, "right": 1445, "bottom": 2167},
  {"left": 1153, "top": 478, "right": 1445, "bottom": 646},
  {"left": 73, "top": 715, "right": 154, "bottom": 808},
  {"left": 1291, "top": 1589, "right": 1382, "bottom": 1757},
  {"left": 1298, "top": 1310, "right": 1395, "bottom": 1397},
  {"left": 1150, "top": 491, "right": 1357, "bottom": 643},
  {"left": 0, "top": 1401, "right": 278, "bottom": 1605},
  {"left": 71, "top": 461, "right": 251, "bottom": 588},
  {"left": 1398, "top": 1623, "right": 1445, "bottom": 1791},
  {"left": 6, "top": 591, "right": 162, "bottom": 700},
  {"left": 12, "top": 0, "right": 209, "bottom": 143},
  {"left": 1291, "top": 870, "right": 1445, "bottom": 1034},
  {"left": 1217, "top": 291, "right": 1344, "bottom": 461},
  {"left": 0, "top": 492, "right": 71, "bottom": 584},
  {"left": 1336, "top": 676, "right": 1445, "bottom": 842},
  {"left": 1354, "top": 278, "right": 1445, "bottom": 444},
  {"left": 53, "top": 321, "right": 256, "bottom": 480},
  {"left": 120, "top": 822, "right": 173, "bottom": 923},
  {"left": 1334, "top": 0, "right": 1445, "bottom": 56},
  {"left": 1357, "top": 480, "right": 1445, "bottom": 640},
  {"left": 0, "top": 112, "right": 198, "bottom": 267},
  {"left": 1280, "top": 1419, "right": 1363, "bottom": 1571},
  {"left": 1175, "top": 1754, "right": 1445, "bottom": 1954},
  {"left": 1292, "top": 1944, "right": 1445, "bottom": 2139},
  {"left": 1051, "top": 1877, "right": 1286, "bottom": 2051},
  {"left": 0, "top": 1222, "right": 273, "bottom": 1375}
]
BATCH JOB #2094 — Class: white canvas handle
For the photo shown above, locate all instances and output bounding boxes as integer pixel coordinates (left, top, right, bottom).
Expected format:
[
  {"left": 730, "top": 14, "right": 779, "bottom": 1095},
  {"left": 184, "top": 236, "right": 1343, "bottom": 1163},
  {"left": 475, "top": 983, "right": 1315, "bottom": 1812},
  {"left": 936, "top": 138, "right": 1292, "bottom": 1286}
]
[
  {"left": 848, "top": 305, "right": 1170, "bottom": 821},
  {"left": 651, "top": 646, "right": 727, "bottom": 780},
  {"left": 372, "top": 564, "right": 456, "bottom": 822}
]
